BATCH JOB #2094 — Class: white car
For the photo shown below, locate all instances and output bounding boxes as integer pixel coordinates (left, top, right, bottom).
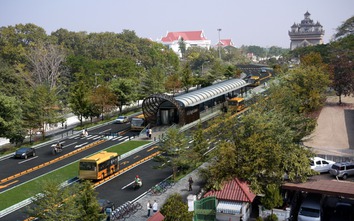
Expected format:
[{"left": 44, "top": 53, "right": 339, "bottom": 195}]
[
  {"left": 115, "top": 116, "right": 129, "bottom": 124},
  {"left": 310, "top": 157, "right": 335, "bottom": 173}
]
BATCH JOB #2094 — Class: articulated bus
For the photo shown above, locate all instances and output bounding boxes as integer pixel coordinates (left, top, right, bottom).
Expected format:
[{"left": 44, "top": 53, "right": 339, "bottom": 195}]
[
  {"left": 228, "top": 97, "right": 246, "bottom": 113},
  {"left": 79, "top": 151, "right": 119, "bottom": 180},
  {"left": 130, "top": 114, "right": 146, "bottom": 131}
]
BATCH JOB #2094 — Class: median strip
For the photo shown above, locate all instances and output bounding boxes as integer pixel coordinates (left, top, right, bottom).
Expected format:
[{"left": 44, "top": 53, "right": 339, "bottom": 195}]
[{"left": 0, "top": 139, "right": 106, "bottom": 185}]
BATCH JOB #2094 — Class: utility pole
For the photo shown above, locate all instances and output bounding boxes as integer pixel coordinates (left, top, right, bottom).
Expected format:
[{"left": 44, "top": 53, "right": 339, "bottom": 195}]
[{"left": 217, "top": 28, "right": 222, "bottom": 59}]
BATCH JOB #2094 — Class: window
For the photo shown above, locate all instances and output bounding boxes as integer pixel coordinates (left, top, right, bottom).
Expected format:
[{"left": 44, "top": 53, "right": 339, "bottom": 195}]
[{"left": 322, "top": 160, "right": 329, "bottom": 165}]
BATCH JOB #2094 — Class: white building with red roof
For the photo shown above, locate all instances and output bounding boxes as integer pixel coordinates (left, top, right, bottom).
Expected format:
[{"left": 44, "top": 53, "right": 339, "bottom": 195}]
[
  {"left": 160, "top": 30, "right": 211, "bottom": 57},
  {"left": 216, "top": 39, "right": 235, "bottom": 47},
  {"left": 203, "top": 178, "right": 256, "bottom": 221}
]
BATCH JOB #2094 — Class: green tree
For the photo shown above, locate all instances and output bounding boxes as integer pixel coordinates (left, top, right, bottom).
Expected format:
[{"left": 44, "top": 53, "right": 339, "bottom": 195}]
[
  {"left": 261, "top": 184, "right": 283, "bottom": 214},
  {"left": 160, "top": 193, "right": 193, "bottom": 221},
  {"left": 141, "top": 66, "right": 166, "bottom": 95},
  {"left": 155, "top": 127, "right": 188, "bottom": 180},
  {"left": 178, "top": 37, "right": 186, "bottom": 58},
  {"left": 69, "top": 76, "right": 92, "bottom": 125},
  {"left": 180, "top": 63, "right": 194, "bottom": 92},
  {"left": 0, "top": 95, "right": 24, "bottom": 143},
  {"left": 334, "top": 16, "right": 354, "bottom": 40},
  {"left": 26, "top": 179, "right": 80, "bottom": 221},
  {"left": 110, "top": 78, "right": 139, "bottom": 113},
  {"left": 76, "top": 180, "right": 105, "bottom": 221}
]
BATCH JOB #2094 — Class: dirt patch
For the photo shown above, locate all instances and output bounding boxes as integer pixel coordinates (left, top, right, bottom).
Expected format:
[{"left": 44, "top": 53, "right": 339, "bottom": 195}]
[{"left": 303, "top": 95, "right": 354, "bottom": 156}]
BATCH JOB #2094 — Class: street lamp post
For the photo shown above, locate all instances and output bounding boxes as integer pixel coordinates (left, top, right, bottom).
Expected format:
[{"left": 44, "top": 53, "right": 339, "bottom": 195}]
[{"left": 217, "top": 28, "right": 222, "bottom": 59}]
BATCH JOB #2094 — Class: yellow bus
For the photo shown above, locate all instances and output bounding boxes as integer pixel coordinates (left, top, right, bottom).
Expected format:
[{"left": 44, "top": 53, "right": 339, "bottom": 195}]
[
  {"left": 130, "top": 114, "right": 145, "bottom": 131},
  {"left": 79, "top": 151, "right": 119, "bottom": 180},
  {"left": 228, "top": 97, "right": 245, "bottom": 113}
]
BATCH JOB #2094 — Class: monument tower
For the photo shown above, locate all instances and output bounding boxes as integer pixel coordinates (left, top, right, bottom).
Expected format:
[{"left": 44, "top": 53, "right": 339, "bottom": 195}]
[{"left": 289, "top": 11, "right": 325, "bottom": 50}]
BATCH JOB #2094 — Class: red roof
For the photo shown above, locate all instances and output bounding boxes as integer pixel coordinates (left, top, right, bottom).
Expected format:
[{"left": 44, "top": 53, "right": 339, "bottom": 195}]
[
  {"left": 161, "top": 31, "right": 207, "bottom": 42},
  {"left": 217, "top": 39, "right": 234, "bottom": 47},
  {"left": 147, "top": 211, "right": 165, "bottom": 221},
  {"left": 204, "top": 178, "right": 256, "bottom": 202}
]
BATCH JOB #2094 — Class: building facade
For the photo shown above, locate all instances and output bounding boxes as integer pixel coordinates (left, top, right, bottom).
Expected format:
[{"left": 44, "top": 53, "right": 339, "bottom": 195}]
[
  {"left": 160, "top": 30, "right": 211, "bottom": 57},
  {"left": 288, "top": 11, "right": 325, "bottom": 50}
]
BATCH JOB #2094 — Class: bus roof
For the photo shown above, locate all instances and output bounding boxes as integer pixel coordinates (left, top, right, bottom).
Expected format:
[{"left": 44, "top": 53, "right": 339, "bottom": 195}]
[
  {"left": 80, "top": 151, "right": 118, "bottom": 163},
  {"left": 132, "top": 114, "right": 144, "bottom": 119},
  {"left": 229, "top": 97, "right": 244, "bottom": 102}
]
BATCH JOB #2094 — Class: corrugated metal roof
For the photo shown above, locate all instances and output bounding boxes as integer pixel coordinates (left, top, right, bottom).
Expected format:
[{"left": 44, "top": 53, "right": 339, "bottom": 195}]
[
  {"left": 175, "top": 79, "right": 248, "bottom": 107},
  {"left": 204, "top": 178, "right": 256, "bottom": 202}
]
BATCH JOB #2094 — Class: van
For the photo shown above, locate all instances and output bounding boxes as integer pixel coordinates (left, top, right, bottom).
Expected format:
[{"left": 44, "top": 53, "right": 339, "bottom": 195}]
[{"left": 298, "top": 193, "right": 322, "bottom": 221}]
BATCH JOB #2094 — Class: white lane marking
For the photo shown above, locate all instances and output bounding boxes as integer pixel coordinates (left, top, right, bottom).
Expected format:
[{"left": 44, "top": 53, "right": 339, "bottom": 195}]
[
  {"left": 74, "top": 142, "right": 89, "bottom": 148},
  {"left": 62, "top": 142, "right": 77, "bottom": 148},
  {"left": 121, "top": 181, "right": 135, "bottom": 190},
  {"left": 99, "top": 129, "right": 111, "bottom": 134},
  {"left": 18, "top": 156, "right": 38, "bottom": 164}
]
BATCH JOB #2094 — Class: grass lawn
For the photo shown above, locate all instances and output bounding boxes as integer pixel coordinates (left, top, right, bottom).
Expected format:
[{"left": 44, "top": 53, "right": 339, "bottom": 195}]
[{"left": 0, "top": 140, "right": 150, "bottom": 211}]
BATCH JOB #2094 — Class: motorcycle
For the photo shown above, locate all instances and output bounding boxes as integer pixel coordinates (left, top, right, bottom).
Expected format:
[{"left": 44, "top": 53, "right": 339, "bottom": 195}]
[
  {"left": 133, "top": 176, "right": 143, "bottom": 190},
  {"left": 52, "top": 143, "right": 64, "bottom": 155}
]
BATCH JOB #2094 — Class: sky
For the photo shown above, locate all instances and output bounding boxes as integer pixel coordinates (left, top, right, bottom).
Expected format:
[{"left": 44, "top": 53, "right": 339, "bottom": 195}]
[{"left": 1, "top": 0, "right": 353, "bottom": 49}]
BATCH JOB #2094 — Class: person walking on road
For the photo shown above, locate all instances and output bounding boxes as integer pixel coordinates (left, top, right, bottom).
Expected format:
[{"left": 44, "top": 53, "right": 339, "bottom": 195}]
[
  {"left": 147, "top": 200, "right": 152, "bottom": 217},
  {"left": 188, "top": 176, "right": 194, "bottom": 191},
  {"left": 152, "top": 200, "right": 158, "bottom": 213},
  {"left": 148, "top": 128, "right": 152, "bottom": 139}
]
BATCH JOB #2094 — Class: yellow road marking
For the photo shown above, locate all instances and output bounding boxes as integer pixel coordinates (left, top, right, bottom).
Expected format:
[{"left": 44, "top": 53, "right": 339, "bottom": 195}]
[
  {"left": 0, "top": 180, "right": 19, "bottom": 189},
  {"left": 0, "top": 139, "right": 106, "bottom": 185}
]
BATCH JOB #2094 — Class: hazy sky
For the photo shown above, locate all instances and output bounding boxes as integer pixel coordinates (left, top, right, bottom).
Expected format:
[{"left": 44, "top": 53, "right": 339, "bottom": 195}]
[{"left": 1, "top": 0, "right": 353, "bottom": 48}]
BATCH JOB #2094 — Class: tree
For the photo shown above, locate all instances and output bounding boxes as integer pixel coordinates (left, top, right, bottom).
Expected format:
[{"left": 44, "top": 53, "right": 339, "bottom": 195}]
[
  {"left": 27, "top": 43, "right": 67, "bottom": 93},
  {"left": 329, "top": 52, "right": 354, "bottom": 104},
  {"left": 160, "top": 193, "right": 193, "bottom": 221},
  {"left": 334, "top": 16, "right": 354, "bottom": 40},
  {"left": 164, "top": 73, "right": 182, "bottom": 96},
  {"left": 178, "top": 37, "right": 186, "bottom": 58},
  {"left": 180, "top": 63, "right": 194, "bottom": 93},
  {"left": 27, "top": 179, "right": 80, "bottom": 221},
  {"left": 0, "top": 95, "right": 24, "bottom": 143},
  {"left": 69, "top": 76, "right": 92, "bottom": 125},
  {"left": 75, "top": 180, "right": 106, "bottom": 221},
  {"left": 154, "top": 127, "right": 188, "bottom": 180},
  {"left": 141, "top": 66, "right": 166, "bottom": 95},
  {"left": 110, "top": 78, "right": 138, "bottom": 113},
  {"left": 89, "top": 84, "right": 117, "bottom": 121},
  {"left": 261, "top": 184, "right": 283, "bottom": 215}
]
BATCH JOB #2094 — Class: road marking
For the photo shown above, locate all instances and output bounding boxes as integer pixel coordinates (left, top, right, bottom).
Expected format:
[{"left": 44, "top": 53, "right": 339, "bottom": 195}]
[
  {"left": 63, "top": 142, "right": 77, "bottom": 148},
  {"left": 18, "top": 156, "right": 38, "bottom": 164},
  {"left": 99, "top": 129, "right": 111, "bottom": 134},
  {"left": 121, "top": 181, "right": 135, "bottom": 189},
  {"left": 74, "top": 142, "right": 88, "bottom": 148},
  {"left": 0, "top": 180, "right": 18, "bottom": 189}
]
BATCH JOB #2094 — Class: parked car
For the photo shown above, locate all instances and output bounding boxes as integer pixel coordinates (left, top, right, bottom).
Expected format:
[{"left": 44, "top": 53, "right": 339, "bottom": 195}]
[
  {"left": 330, "top": 202, "right": 353, "bottom": 221},
  {"left": 310, "top": 157, "right": 335, "bottom": 173},
  {"left": 115, "top": 116, "right": 129, "bottom": 124},
  {"left": 298, "top": 193, "right": 323, "bottom": 221},
  {"left": 98, "top": 199, "right": 115, "bottom": 213},
  {"left": 329, "top": 162, "right": 354, "bottom": 180},
  {"left": 14, "top": 147, "right": 36, "bottom": 159}
]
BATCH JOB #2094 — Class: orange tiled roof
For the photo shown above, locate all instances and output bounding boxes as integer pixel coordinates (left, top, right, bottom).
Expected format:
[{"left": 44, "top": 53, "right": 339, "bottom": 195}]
[
  {"left": 147, "top": 211, "right": 165, "bottom": 221},
  {"left": 204, "top": 178, "right": 256, "bottom": 202}
]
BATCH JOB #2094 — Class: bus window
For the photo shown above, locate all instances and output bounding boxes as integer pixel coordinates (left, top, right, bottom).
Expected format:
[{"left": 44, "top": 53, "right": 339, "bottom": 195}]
[{"left": 131, "top": 114, "right": 145, "bottom": 131}]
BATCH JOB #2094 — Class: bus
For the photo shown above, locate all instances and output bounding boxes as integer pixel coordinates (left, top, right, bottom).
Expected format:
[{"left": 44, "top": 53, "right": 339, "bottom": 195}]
[
  {"left": 79, "top": 151, "right": 119, "bottom": 180},
  {"left": 130, "top": 114, "right": 145, "bottom": 131},
  {"left": 248, "top": 71, "right": 272, "bottom": 87},
  {"left": 228, "top": 97, "right": 245, "bottom": 113}
]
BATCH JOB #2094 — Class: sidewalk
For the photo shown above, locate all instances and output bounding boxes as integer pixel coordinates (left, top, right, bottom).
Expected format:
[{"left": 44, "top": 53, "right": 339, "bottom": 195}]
[{"left": 126, "top": 163, "right": 207, "bottom": 221}]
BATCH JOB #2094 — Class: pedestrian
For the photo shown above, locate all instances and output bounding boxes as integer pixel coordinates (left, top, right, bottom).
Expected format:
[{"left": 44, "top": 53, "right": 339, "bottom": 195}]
[
  {"left": 148, "top": 128, "right": 152, "bottom": 139},
  {"left": 105, "top": 207, "right": 112, "bottom": 221},
  {"left": 147, "top": 200, "right": 152, "bottom": 217},
  {"left": 188, "top": 176, "right": 194, "bottom": 191},
  {"left": 152, "top": 200, "right": 158, "bottom": 213},
  {"left": 146, "top": 128, "right": 149, "bottom": 138}
]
